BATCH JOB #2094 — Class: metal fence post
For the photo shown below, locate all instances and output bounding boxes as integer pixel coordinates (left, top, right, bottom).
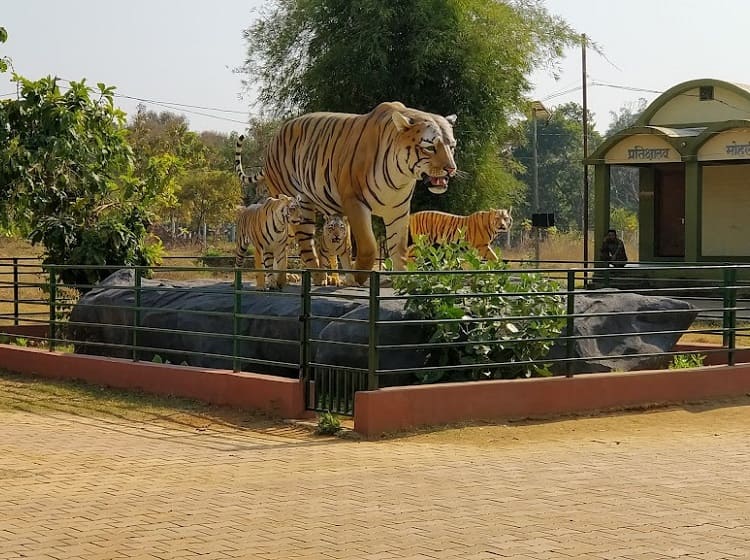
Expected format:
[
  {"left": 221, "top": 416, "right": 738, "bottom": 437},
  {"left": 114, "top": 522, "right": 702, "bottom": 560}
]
[
  {"left": 48, "top": 269, "right": 56, "bottom": 352},
  {"left": 12, "top": 257, "right": 19, "bottom": 326},
  {"left": 233, "top": 268, "right": 242, "bottom": 372},
  {"left": 299, "top": 270, "right": 311, "bottom": 382},
  {"left": 722, "top": 267, "right": 737, "bottom": 366},
  {"left": 367, "top": 270, "right": 379, "bottom": 391},
  {"left": 132, "top": 267, "right": 141, "bottom": 361},
  {"left": 565, "top": 270, "right": 576, "bottom": 377}
]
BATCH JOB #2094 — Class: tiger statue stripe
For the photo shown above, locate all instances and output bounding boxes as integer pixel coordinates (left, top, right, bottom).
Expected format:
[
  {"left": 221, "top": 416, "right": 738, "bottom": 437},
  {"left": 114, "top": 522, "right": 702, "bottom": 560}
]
[
  {"left": 235, "top": 194, "right": 301, "bottom": 290},
  {"left": 409, "top": 208, "right": 513, "bottom": 260},
  {"left": 316, "top": 215, "right": 353, "bottom": 287},
  {"left": 235, "top": 102, "right": 458, "bottom": 285}
]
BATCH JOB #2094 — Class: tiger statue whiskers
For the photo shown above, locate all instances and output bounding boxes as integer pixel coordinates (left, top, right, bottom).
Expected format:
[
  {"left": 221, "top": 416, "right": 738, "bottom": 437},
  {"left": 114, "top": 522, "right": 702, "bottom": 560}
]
[
  {"left": 235, "top": 101, "right": 458, "bottom": 285},
  {"left": 409, "top": 208, "right": 513, "bottom": 260},
  {"left": 235, "top": 194, "right": 302, "bottom": 290},
  {"left": 316, "top": 215, "right": 354, "bottom": 287}
]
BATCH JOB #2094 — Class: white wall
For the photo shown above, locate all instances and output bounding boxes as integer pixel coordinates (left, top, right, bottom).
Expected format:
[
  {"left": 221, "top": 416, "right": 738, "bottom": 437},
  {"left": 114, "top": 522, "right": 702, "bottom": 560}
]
[{"left": 702, "top": 164, "right": 750, "bottom": 256}]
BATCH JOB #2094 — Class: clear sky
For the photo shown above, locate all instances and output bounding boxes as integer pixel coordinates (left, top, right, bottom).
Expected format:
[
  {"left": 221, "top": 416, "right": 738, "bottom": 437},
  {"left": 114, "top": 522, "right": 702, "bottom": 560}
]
[{"left": 3, "top": 0, "right": 750, "bottom": 135}]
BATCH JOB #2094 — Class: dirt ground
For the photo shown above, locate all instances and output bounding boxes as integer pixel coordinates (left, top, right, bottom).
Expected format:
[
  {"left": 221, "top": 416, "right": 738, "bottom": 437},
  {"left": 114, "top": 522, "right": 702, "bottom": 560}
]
[
  {"left": 2, "top": 370, "right": 749, "bottom": 447},
  {"left": 400, "top": 395, "right": 750, "bottom": 448}
]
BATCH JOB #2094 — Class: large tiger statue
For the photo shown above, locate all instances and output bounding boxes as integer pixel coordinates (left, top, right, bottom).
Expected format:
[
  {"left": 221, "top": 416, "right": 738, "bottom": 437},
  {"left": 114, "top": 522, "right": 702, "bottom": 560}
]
[
  {"left": 235, "top": 194, "right": 302, "bottom": 290},
  {"left": 316, "top": 215, "right": 353, "bottom": 287},
  {"left": 235, "top": 101, "right": 458, "bottom": 285},
  {"left": 409, "top": 208, "right": 513, "bottom": 260}
]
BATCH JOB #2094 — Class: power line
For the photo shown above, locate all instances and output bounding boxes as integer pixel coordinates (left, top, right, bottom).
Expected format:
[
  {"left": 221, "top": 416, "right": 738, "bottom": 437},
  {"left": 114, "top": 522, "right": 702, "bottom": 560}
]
[
  {"left": 55, "top": 78, "right": 251, "bottom": 126},
  {"left": 113, "top": 92, "right": 248, "bottom": 115},
  {"left": 589, "top": 81, "right": 663, "bottom": 95}
]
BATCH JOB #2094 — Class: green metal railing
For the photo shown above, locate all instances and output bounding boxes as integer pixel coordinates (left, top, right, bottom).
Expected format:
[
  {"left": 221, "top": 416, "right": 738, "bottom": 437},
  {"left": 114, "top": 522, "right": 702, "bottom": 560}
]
[{"left": 0, "top": 258, "right": 748, "bottom": 416}]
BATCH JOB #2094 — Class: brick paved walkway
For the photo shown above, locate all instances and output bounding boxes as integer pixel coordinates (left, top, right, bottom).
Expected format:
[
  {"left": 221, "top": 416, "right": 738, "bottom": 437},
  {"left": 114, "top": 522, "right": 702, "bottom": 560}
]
[{"left": 2, "top": 402, "right": 750, "bottom": 559}]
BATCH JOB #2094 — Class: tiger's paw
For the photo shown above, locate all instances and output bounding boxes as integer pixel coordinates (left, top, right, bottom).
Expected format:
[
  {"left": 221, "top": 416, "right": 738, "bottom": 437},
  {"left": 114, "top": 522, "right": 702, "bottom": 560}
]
[
  {"left": 342, "top": 273, "right": 358, "bottom": 287},
  {"left": 312, "top": 271, "right": 327, "bottom": 286},
  {"left": 264, "top": 274, "right": 281, "bottom": 291},
  {"left": 327, "top": 273, "right": 344, "bottom": 287}
]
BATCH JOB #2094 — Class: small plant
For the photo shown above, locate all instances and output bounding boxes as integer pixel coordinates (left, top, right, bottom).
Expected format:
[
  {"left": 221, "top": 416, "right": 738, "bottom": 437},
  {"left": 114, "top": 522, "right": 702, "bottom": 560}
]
[
  {"left": 669, "top": 353, "right": 706, "bottom": 369},
  {"left": 316, "top": 410, "right": 341, "bottom": 435},
  {"left": 150, "top": 355, "right": 190, "bottom": 366},
  {"left": 12, "top": 337, "right": 28, "bottom": 347}
]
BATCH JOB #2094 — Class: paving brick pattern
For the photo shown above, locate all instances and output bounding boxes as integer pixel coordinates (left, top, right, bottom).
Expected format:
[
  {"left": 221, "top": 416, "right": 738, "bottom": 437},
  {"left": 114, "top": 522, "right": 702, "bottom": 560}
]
[{"left": 2, "top": 406, "right": 750, "bottom": 559}]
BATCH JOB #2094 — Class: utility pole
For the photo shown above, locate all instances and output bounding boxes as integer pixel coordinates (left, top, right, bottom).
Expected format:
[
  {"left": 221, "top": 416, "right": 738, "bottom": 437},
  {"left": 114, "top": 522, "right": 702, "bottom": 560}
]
[
  {"left": 532, "top": 105, "right": 540, "bottom": 263},
  {"left": 531, "top": 101, "right": 549, "bottom": 264},
  {"left": 582, "top": 33, "right": 590, "bottom": 270}
]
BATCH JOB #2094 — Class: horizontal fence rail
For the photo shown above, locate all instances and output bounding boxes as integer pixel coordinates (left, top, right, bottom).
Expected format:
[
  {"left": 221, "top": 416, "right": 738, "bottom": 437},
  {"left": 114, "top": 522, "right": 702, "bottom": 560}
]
[{"left": 0, "top": 257, "right": 748, "bottom": 415}]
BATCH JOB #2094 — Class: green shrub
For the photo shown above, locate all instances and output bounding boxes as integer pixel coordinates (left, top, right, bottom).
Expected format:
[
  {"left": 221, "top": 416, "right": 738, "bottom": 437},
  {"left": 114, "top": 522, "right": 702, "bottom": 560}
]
[
  {"left": 669, "top": 353, "right": 706, "bottom": 369},
  {"left": 316, "top": 410, "right": 341, "bottom": 435},
  {"left": 388, "top": 234, "right": 565, "bottom": 382}
]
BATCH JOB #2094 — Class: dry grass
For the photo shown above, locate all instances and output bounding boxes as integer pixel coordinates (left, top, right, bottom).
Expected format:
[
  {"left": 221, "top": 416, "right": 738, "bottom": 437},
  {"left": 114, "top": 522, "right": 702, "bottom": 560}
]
[{"left": 500, "top": 230, "right": 638, "bottom": 266}]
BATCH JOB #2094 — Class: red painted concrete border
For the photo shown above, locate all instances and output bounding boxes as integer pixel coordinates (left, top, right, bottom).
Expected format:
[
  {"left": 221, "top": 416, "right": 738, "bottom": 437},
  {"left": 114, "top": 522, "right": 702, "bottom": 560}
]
[
  {"left": 0, "top": 344, "right": 309, "bottom": 419},
  {"left": 3, "top": 335, "right": 750, "bottom": 438},
  {"left": 354, "top": 363, "right": 750, "bottom": 437}
]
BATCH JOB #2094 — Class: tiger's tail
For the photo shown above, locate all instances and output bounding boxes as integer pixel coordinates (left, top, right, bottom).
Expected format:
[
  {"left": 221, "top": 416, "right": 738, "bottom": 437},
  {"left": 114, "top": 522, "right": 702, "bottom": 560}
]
[
  {"left": 235, "top": 134, "right": 265, "bottom": 186},
  {"left": 235, "top": 134, "right": 268, "bottom": 205}
]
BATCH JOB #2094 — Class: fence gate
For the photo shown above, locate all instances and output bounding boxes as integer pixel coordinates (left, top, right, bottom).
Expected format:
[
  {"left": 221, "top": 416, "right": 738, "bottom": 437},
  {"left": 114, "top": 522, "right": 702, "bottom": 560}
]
[
  {"left": 305, "top": 366, "right": 368, "bottom": 416},
  {"left": 300, "top": 270, "right": 379, "bottom": 416}
]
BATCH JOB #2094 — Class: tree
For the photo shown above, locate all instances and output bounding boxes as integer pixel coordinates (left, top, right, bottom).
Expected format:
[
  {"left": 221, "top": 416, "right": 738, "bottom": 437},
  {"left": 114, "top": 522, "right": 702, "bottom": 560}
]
[
  {"left": 605, "top": 99, "right": 647, "bottom": 213},
  {"left": 241, "top": 0, "right": 580, "bottom": 215},
  {"left": 0, "top": 26, "right": 10, "bottom": 73},
  {"left": 127, "top": 107, "right": 243, "bottom": 243},
  {"left": 179, "top": 170, "right": 241, "bottom": 244},
  {"left": 0, "top": 75, "right": 161, "bottom": 285},
  {"left": 512, "top": 102, "right": 602, "bottom": 231}
]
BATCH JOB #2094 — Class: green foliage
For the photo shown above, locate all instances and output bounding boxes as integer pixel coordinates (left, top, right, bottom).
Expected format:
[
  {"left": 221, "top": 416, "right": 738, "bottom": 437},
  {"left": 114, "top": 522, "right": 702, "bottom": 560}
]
[
  {"left": 127, "top": 107, "right": 245, "bottom": 236},
  {"left": 0, "top": 75, "right": 161, "bottom": 285},
  {"left": 610, "top": 207, "right": 638, "bottom": 239},
  {"left": 179, "top": 170, "right": 241, "bottom": 234},
  {"left": 316, "top": 410, "right": 342, "bottom": 435},
  {"left": 669, "top": 353, "right": 706, "bottom": 369},
  {"left": 512, "top": 102, "right": 602, "bottom": 230},
  {"left": 241, "top": 0, "right": 581, "bottom": 214},
  {"left": 0, "top": 26, "right": 9, "bottom": 73},
  {"left": 389, "top": 235, "right": 566, "bottom": 382}
]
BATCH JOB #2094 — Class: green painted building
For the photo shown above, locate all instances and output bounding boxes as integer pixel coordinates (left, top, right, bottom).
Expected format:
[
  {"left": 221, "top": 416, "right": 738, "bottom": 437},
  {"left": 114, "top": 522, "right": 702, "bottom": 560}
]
[{"left": 586, "top": 78, "right": 750, "bottom": 268}]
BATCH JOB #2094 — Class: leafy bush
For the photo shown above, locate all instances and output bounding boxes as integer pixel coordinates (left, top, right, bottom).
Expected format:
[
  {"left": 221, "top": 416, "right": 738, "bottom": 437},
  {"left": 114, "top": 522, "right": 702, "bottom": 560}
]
[
  {"left": 389, "top": 235, "right": 565, "bottom": 382},
  {"left": 316, "top": 411, "right": 341, "bottom": 435},
  {"left": 669, "top": 353, "right": 706, "bottom": 369}
]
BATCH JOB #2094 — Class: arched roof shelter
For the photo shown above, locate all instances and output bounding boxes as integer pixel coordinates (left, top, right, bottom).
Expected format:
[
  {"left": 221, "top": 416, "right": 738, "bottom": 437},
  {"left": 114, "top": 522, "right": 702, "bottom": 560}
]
[{"left": 585, "top": 78, "right": 750, "bottom": 264}]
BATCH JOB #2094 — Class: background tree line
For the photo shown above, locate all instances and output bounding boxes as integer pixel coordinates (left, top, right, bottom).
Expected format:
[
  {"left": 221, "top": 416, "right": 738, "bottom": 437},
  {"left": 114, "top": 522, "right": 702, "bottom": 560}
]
[{"left": 0, "top": 1, "right": 643, "bottom": 279}]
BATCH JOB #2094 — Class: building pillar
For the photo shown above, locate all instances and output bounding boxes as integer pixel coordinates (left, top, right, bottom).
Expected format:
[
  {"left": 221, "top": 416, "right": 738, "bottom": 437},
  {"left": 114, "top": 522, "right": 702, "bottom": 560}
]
[{"left": 684, "top": 159, "right": 701, "bottom": 262}]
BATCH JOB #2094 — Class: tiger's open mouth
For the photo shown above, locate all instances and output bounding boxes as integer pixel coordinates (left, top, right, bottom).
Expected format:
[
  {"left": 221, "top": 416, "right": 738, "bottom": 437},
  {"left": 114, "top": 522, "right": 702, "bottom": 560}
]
[{"left": 424, "top": 174, "right": 449, "bottom": 194}]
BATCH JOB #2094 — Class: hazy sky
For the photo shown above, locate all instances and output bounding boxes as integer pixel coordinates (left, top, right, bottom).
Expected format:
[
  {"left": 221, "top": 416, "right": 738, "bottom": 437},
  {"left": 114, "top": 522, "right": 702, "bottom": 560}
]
[{"left": 3, "top": 1, "right": 749, "bottom": 135}]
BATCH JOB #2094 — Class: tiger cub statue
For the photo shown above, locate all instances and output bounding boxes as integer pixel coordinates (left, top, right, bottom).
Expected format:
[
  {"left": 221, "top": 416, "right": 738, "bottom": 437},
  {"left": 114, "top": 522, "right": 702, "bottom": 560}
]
[
  {"left": 408, "top": 208, "right": 513, "bottom": 260},
  {"left": 235, "top": 194, "right": 302, "bottom": 290},
  {"left": 316, "top": 215, "right": 354, "bottom": 287}
]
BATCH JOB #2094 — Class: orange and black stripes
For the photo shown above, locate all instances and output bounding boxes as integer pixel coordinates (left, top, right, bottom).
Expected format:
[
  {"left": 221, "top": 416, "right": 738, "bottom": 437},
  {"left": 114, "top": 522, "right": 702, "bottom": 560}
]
[{"left": 409, "top": 209, "right": 512, "bottom": 260}]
